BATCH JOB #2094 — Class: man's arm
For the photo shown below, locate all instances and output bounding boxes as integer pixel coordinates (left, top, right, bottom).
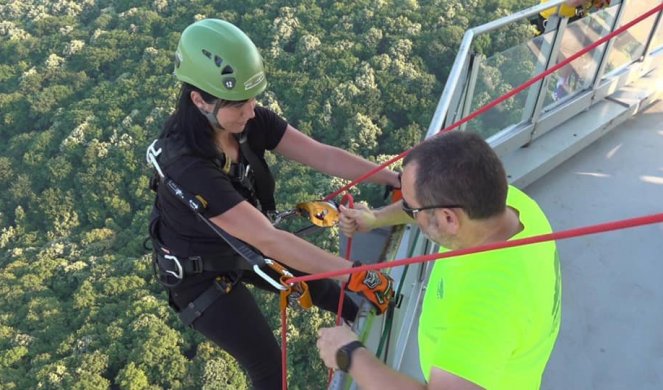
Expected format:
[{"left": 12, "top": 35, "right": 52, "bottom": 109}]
[
  {"left": 347, "top": 348, "right": 426, "bottom": 390},
  {"left": 339, "top": 201, "right": 413, "bottom": 237},
  {"left": 317, "top": 325, "right": 425, "bottom": 390},
  {"left": 351, "top": 358, "right": 483, "bottom": 390},
  {"left": 317, "top": 326, "right": 483, "bottom": 390}
]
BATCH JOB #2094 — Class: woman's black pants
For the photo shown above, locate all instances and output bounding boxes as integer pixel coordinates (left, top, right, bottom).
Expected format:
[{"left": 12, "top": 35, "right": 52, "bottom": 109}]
[{"left": 168, "top": 269, "right": 358, "bottom": 390}]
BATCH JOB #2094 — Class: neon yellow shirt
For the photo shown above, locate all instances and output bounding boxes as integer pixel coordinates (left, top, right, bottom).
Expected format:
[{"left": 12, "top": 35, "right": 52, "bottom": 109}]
[
  {"left": 418, "top": 186, "right": 561, "bottom": 389},
  {"left": 540, "top": 0, "right": 592, "bottom": 19}
]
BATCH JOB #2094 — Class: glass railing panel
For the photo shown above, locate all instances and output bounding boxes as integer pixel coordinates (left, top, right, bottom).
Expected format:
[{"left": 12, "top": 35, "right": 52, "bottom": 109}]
[
  {"left": 605, "top": 1, "right": 659, "bottom": 73},
  {"left": 464, "top": 36, "right": 547, "bottom": 139},
  {"left": 542, "top": 8, "right": 616, "bottom": 108}
]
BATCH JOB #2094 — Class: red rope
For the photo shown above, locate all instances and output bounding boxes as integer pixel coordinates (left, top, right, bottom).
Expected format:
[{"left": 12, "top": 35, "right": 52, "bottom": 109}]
[
  {"left": 289, "top": 212, "right": 663, "bottom": 284},
  {"left": 324, "top": 2, "right": 663, "bottom": 202},
  {"left": 336, "top": 193, "right": 355, "bottom": 326},
  {"left": 281, "top": 307, "right": 288, "bottom": 390},
  {"left": 327, "top": 193, "right": 355, "bottom": 384}
]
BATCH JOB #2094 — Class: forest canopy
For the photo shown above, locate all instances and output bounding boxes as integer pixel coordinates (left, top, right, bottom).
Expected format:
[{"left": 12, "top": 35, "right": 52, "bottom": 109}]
[{"left": 0, "top": 1, "right": 535, "bottom": 388}]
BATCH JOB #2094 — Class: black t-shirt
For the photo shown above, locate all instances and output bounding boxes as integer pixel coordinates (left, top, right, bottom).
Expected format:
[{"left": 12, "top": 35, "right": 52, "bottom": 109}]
[{"left": 156, "top": 106, "right": 287, "bottom": 258}]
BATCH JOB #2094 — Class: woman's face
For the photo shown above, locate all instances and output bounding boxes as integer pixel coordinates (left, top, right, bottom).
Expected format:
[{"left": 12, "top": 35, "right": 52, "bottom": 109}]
[{"left": 217, "top": 98, "right": 256, "bottom": 133}]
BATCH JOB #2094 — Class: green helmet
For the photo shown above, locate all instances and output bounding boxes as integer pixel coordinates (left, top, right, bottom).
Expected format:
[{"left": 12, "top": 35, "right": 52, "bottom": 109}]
[{"left": 174, "top": 19, "right": 267, "bottom": 101}]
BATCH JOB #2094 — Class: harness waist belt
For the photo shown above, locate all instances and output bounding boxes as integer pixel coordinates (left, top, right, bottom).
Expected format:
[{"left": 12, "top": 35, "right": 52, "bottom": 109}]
[{"left": 155, "top": 250, "right": 241, "bottom": 275}]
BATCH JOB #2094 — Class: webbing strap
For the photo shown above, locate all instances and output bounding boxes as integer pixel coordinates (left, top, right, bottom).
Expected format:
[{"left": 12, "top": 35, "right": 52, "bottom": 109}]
[
  {"left": 177, "top": 279, "right": 232, "bottom": 326},
  {"left": 237, "top": 132, "right": 276, "bottom": 212}
]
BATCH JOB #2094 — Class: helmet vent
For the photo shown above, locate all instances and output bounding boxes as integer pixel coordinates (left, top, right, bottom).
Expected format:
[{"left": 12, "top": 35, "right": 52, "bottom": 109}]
[
  {"left": 202, "top": 49, "right": 212, "bottom": 59},
  {"left": 221, "top": 65, "right": 234, "bottom": 75},
  {"left": 214, "top": 55, "right": 223, "bottom": 67}
]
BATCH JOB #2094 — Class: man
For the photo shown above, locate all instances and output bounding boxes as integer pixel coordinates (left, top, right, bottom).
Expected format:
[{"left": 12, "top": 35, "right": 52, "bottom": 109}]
[{"left": 317, "top": 131, "right": 561, "bottom": 389}]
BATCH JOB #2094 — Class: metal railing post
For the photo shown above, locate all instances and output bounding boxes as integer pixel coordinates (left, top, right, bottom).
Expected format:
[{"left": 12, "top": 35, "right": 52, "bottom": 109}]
[
  {"left": 641, "top": 0, "right": 663, "bottom": 59},
  {"left": 591, "top": 0, "right": 629, "bottom": 91},
  {"left": 529, "top": 16, "right": 570, "bottom": 140},
  {"left": 459, "top": 53, "right": 481, "bottom": 132}
]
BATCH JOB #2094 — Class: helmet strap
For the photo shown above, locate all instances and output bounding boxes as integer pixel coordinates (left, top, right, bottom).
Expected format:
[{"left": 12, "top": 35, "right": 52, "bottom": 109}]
[{"left": 199, "top": 99, "right": 225, "bottom": 131}]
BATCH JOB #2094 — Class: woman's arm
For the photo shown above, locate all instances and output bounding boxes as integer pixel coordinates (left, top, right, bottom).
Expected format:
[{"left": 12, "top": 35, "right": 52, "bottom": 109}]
[
  {"left": 210, "top": 199, "right": 352, "bottom": 282},
  {"left": 274, "top": 125, "right": 400, "bottom": 187}
]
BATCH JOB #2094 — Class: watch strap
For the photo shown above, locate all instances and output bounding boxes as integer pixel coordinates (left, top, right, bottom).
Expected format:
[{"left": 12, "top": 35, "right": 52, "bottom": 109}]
[{"left": 337, "top": 340, "right": 364, "bottom": 372}]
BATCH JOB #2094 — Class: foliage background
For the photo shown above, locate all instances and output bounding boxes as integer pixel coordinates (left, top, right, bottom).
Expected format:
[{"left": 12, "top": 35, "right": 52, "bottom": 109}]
[{"left": 0, "top": 0, "right": 535, "bottom": 388}]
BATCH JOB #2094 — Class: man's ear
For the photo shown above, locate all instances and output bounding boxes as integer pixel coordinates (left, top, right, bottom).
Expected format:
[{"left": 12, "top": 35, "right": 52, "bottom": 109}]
[{"left": 440, "top": 208, "right": 461, "bottom": 234}]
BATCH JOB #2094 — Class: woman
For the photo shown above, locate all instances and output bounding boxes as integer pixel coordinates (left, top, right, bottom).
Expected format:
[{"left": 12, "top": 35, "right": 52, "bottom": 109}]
[{"left": 148, "top": 19, "right": 396, "bottom": 389}]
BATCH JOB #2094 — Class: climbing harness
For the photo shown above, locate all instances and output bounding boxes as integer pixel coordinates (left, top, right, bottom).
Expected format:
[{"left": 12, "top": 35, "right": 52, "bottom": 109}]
[{"left": 146, "top": 139, "right": 312, "bottom": 324}]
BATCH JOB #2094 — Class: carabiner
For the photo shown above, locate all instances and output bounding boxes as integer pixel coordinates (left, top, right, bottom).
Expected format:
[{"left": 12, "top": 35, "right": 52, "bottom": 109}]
[
  {"left": 253, "top": 259, "right": 288, "bottom": 291},
  {"left": 269, "top": 209, "right": 298, "bottom": 226},
  {"left": 146, "top": 139, "right": 165, "bottom": 179}
]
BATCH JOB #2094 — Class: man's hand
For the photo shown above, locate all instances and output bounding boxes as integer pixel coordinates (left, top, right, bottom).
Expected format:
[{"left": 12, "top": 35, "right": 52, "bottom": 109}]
[
  {"left": 346, "top": 264, "right": 394, "bottom": 314},
  {"left": 317, "top": 325, "right": 359, "bottom": 370},
  {"left": 339, "top": 203, "right": 377, "bottom": 237}
]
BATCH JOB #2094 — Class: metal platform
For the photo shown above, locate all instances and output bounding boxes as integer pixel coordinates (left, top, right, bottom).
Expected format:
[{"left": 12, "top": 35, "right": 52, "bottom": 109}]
[{"left": 530, "top": 99, "right": 663, "bottom": 390}]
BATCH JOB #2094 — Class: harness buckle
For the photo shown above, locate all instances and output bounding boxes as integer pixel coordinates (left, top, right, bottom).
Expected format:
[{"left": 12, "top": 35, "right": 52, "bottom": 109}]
[
  {"left": 189, "top": 256, "right": 203, "bottom": 273},
  {"left": 215, "top": 275, "right": 235, "bottom": 294}
]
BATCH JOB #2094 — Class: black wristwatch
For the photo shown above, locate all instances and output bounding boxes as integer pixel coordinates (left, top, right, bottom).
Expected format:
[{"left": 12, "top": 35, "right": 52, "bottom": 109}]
[{"left": 335, "top": 340, "right": 364, "bottom": 373}]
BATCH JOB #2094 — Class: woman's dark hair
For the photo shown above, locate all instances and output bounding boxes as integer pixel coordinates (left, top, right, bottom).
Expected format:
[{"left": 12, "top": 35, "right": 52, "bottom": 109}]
[
  {"left": 160, "top": 83, "right": 247, "bottom": 158},
  {"left": 403, "top": 131, "right": 508, "bottom": 220}
]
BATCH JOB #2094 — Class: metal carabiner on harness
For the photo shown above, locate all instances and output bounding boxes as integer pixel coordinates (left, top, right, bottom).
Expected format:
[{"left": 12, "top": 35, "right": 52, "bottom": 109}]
[
  {"left": 153, "top": 251, "right": 185, "bottom": 288},
  {"left": 251, "top": 259, "right": 288, "bottom": 291},
  {"left": 268, "top": 209, "right": 298, "bottom": 226},
  {"left": 146, "top": 139, "right": 165, "bottom": 179}
]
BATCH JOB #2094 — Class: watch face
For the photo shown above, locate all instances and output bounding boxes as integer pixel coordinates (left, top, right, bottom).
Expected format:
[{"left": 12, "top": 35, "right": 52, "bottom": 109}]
[
  {"left": 335, "top": 341, "right": 363, "bottom": 372},
  {"left": 336, "top": 348, "right": 351, "bottom": 372}
]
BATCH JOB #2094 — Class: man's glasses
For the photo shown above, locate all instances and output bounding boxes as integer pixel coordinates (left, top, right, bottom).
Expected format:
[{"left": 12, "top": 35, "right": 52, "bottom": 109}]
[{"left": 401, "top": 199, "right": 463, "bottom": 219}]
